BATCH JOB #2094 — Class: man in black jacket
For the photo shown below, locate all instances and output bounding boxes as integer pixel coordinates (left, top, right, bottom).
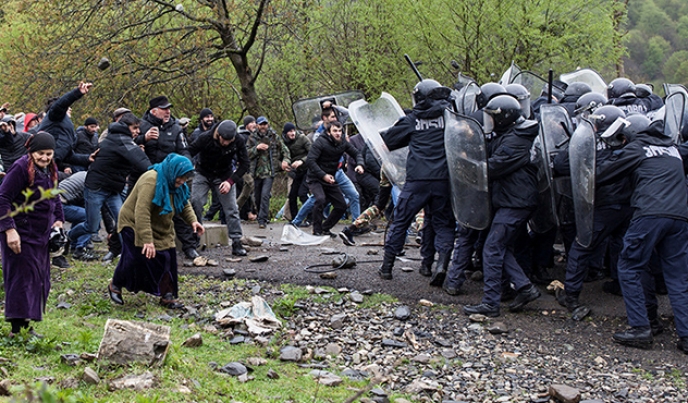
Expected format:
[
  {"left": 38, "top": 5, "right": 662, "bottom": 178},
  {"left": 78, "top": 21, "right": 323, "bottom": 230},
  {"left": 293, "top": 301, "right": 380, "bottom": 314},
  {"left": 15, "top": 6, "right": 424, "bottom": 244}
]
[
  {"left": 73, "top": 117, "right": 99, "bottom": 172},
  {"left": 189, "top": 120, "right": 249, "bottom": 256},
  {"left": 378, "top": 79, "right": 456, "bottom": 285},
  {"left": 135, "top": 95, "right": 197, "bottom": 258},
  {"left": 463, "top": 95, "right": 541, "bottom": 317},
  {"left": 597, "top": 120, "right": 688, "bottom": 353},
  {"left": 68, "top": 112, "right": 151, "bottom": 261},
  {"left": 37, "top": 82, "right": 93, "bottom": 172},
  {"left": 305, "top": 121, "right": 364, "bottom": 236}
]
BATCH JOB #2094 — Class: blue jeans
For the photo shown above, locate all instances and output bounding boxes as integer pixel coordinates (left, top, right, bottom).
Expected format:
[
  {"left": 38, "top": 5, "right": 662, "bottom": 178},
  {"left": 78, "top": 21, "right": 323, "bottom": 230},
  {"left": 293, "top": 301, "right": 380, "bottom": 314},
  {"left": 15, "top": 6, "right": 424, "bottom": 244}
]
[
  {"left": 292, "top": 195, "right": 315, "bottom": 226},
  {"left": 63, "top": 204, "right": 90, "bottom": 248},
  {"left": 335, "top": 170, "right": 360, "bottom": 220},
  {"left": 68, "top": 187, "right": 123, "bottom": 249}
]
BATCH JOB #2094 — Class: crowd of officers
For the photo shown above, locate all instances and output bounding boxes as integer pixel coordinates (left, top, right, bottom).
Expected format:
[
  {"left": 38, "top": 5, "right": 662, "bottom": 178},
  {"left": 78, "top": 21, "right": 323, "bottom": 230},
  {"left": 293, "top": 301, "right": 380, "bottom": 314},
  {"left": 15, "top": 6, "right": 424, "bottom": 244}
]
[
  {"left": 1, "top": 75, "right": 687, "bottom": 354},
  {"left": 376, "top": 76, "right": 688, "bottom": 355}
]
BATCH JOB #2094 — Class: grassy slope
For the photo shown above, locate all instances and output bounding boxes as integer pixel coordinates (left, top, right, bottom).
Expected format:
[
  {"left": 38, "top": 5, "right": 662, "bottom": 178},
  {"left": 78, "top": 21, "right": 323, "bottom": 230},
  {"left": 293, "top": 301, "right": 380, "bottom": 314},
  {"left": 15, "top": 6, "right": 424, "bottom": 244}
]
[{"left": 0, "top": 259, "right": 398, "bottom": 403}]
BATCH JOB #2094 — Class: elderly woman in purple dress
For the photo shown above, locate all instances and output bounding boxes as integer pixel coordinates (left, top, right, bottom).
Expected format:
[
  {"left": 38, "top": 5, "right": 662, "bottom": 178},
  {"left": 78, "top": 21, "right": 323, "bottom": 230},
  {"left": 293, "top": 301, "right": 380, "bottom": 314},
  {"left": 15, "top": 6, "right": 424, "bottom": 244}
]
[{"left": 0, "top": 132, "right": 64, "bottom": 337}]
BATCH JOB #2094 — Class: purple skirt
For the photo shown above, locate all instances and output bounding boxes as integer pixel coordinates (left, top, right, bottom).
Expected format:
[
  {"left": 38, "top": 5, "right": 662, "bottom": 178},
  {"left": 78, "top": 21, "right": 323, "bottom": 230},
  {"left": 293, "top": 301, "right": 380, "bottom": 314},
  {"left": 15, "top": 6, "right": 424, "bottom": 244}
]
[
  {"left": 112, "top": 227, "right": 178, "bottom": 298},
  {"left": 1, "top": 235, "right": 50, "bottom": 322}
]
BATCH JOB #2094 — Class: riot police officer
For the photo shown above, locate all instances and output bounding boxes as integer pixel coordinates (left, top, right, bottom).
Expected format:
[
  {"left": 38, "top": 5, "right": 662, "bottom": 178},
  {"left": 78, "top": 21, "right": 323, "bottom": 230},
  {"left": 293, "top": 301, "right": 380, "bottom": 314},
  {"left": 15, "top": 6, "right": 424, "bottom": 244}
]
[
  {"left": 596, "top": 119, "right": 688, "bottom": 353},
  {"left": 379, "top": 79, "right": 456, "bottom": 284},
  {"left": 463, "top": 95, "right": 541, "bottom": 317}
]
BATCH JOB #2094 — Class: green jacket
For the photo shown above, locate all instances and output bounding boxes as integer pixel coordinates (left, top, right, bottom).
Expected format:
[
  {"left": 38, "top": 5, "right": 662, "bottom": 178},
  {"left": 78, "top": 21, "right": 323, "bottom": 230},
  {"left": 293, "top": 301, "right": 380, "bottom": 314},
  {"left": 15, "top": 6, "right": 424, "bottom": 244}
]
[
  {"left": 247, "top": 128, "right": 290, "bottom": 179},
  {"left": 118, "top": 170, "right": 197, "bottom": 250},
  {"left": 280, "top": 132, "right": 311, "bottom": 173}
]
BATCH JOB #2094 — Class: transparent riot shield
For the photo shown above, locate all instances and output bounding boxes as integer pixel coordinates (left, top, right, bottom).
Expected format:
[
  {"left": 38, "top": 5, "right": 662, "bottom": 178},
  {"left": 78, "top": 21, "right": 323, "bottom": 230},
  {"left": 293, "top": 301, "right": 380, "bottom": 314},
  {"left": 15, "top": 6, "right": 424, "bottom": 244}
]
[
  {"left": 511, "top": 71, "right": 549, "bottom": 101},
  {"left": 348, "top": 93, "right": 408, "bottom": 188},
  {"left": 569, "top": 119, "right": 596, "bottom": 248},
  {"left": 444, "top": 110, "right": 490, "bottom": 230},
  {"left": 529, "top": 135, "right": 557, "bottom": 233},
  {"left": 529, "top": 105, "right": 573, "bottom": 233},
  {"left": 663, "top": 83, "right": 688, "bottom": 97},
  {"left": 499, "top": 61, "right": 522, "bottom": 86},
  {"left": 560, "top": 68, "right": 607, "bottom": 95},
  {"left": 292, "top": 91, "right": 365, "bottom": 131},
  {"left": 665, "top": 91, "right": 687, "bottom": 144},
  {"left": 452, "top": 81, "right": 480, "bottom": 115}
]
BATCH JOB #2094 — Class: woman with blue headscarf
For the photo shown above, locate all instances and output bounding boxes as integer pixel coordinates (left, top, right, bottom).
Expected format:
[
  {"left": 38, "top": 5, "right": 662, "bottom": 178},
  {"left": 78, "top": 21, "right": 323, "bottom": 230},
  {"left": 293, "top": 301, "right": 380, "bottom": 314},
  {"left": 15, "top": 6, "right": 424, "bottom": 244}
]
[{"left": 108, "top": 153, "right": 204, "bottom": 309}]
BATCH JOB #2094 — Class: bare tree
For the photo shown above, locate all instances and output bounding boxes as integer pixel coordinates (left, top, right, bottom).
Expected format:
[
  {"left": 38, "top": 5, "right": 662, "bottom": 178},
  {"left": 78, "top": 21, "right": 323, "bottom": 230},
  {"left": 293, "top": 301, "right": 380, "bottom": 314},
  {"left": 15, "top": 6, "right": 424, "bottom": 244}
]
[{"left": 17, "top": 0, "right": 281, "bottom": 117}]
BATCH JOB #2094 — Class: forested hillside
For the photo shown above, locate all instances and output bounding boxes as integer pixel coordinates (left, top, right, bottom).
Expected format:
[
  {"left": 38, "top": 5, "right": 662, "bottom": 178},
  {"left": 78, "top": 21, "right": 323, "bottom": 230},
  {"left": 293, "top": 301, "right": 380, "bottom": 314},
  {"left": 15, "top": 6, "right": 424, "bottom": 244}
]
[
  {"left": 622, "top": 0, "right": 688, "bottom": 88},
  {"left": 0, "top": 0, "right": 684, "bottom": 124}
]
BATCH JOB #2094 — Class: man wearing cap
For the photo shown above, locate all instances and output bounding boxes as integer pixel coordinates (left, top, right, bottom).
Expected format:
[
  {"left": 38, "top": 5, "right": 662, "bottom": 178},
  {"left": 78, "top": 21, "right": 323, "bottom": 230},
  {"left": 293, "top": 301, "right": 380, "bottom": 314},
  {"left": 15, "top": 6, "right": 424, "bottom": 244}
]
[
  {"left": 73, "top": 117, "right": 99, "bottom": 172},
  {"left": 280, "top": 122, "right": 311, "bottom": 221},
  {"left": 0, "top": 103, "right": 9, "bottom": 121},
  {"left": 99, "top": 108, "right": 131, "bottom": 142},
  {"left": 136, "top": 95, "right": 197, "bottom": 259},
  {"left": 248, "top": 116, "right": 290, "bottom": 228},
  {"left": 189, "top": 120, "right": 250, "bottom": 256},
  {"left": 190, "top": 108, "right": 214, "bottom": 144}
]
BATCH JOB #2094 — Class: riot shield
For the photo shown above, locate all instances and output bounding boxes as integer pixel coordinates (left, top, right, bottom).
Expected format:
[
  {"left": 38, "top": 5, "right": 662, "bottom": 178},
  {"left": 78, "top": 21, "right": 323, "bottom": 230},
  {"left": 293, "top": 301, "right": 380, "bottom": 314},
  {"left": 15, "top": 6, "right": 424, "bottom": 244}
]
[
  {"left": 529, "top": 104, "right": 573, "bottom": 233},
  {"left": 444, "top": 110, "right": 490, "bottom": 230},
  {"left": 499, "top": 61, "right": 522, "bottom": 86},
  {"left": 452, "top": 81, "right": 480, "bottom": 115},
  {"left": 348, "top": 93, "right": 408, "bottom": 188},
  {"left": 663, "top": 83, "right": 688, "bottom": 97},
  {"left": 292, "top": 91, "right": 365, "bottom": 131},
  {"left": 569, "top": 119, "right": 596, "bottom": 248},
  {"left": 560, "top": 68, "right": 607, "bottom": 95},
  {"left": 665, "top": 91, "right": 687, "bottom": 144},
  {"left": 511, "top": 71, "right": 550, "bottom": 101}
]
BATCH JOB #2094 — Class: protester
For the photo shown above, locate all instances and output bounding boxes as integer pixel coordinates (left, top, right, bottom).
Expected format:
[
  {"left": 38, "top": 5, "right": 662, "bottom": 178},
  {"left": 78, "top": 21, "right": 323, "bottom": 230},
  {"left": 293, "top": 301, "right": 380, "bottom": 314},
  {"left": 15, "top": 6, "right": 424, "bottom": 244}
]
[
  {"left": 0, "top": 132, "right": 64, "bottom": 337},
  {"left": 108, "top": 154, "right": 203, "bottom": 309}
]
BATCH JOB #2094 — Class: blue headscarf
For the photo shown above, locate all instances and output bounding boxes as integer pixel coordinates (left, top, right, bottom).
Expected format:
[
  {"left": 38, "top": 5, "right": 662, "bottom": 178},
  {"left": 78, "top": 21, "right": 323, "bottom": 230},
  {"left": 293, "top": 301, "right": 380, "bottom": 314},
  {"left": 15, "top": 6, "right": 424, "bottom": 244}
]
[{"left": 149, "top": 153, "right": 194, "bottom": 215}]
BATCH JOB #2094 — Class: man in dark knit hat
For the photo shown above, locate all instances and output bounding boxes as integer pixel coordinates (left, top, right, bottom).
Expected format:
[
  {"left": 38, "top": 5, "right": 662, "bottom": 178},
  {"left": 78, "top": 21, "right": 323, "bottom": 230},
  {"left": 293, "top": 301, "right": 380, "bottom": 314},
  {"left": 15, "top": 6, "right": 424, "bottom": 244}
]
[
  {"left": 189, "top": 107, "right": 215, "bottom": 144},
  {"left": 189, "top": 120, "right": 250, "bottom": 256}
]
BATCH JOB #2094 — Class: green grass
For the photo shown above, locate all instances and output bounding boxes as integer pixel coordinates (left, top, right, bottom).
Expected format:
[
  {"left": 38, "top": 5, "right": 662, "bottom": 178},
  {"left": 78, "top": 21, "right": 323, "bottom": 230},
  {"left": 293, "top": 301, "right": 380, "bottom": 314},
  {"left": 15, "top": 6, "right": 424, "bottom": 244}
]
[{"left": 0, "top": 258, "right": 396, "bottom": 402}]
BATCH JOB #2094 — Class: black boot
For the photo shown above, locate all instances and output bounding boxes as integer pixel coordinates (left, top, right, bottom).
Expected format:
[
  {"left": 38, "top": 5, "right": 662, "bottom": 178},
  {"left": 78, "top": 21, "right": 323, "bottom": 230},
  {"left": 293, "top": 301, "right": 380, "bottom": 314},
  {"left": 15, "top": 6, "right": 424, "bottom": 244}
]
[
  {"left": 563, "top": 292, "right": 591, "bottom": 321},
  {"left": 419, "top": 259, "right": 433, "bottom": 277},
  {"left": 648, "top": 307, "right": 664, "bottom": 336},
  {"left": 430, "top": 253, "right": 450, "bottom": 287},
  {"left": 231, "top": 240, "right": 247, "bottom": 256},
  {"left": 613, "top": 327, "right": 653, "bottom": 349},
  {"left": 378, "top": 253, "right": 395, "bottom": 280}
]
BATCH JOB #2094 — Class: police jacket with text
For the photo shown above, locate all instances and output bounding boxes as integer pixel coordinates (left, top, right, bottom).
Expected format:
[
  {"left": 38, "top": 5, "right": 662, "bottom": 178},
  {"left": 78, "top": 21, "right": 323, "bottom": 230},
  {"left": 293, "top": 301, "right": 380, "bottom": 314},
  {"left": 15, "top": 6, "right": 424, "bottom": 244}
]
[
  {"left": 487, "top": 122, "right": 539, "bottom": 210},
  {"left": 305, "top": 132, "right": 363, "bottom": 183},
  {"left": 383, "top": 99, "right": 451, "bottom": 182},
  {"left": 85, "top": 122, "right": 151, "bottom": 194},
  {"left": 136, "top": 111, "right": 190, "bottom": 164},
  {"left": 597, "top": 132, "right": 688, "bottom": 221},
  {"left": 608, "top": 96, "right": 653, "bottom": 116},
  {"left": 188, "top": 127, "right": 249, "bottom": 185}
]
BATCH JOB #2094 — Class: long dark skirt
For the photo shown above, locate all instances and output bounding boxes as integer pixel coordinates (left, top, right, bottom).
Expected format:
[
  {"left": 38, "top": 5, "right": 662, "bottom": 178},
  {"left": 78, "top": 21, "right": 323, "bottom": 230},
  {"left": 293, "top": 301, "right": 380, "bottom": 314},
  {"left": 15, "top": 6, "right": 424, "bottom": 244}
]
[
  {"left": 0, "top": 235, "right": 50, "bottom": 322},
  {"left": 112, "top": 227, "right": 178, "bottom": 298}
]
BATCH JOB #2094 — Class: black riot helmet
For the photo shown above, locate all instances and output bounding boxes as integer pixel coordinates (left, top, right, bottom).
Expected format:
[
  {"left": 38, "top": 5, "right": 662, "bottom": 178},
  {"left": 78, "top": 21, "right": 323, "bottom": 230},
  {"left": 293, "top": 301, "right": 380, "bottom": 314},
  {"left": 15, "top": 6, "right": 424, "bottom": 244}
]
[
  {"left": 574, "top": 92, "right": 608, "bottom": 118},
  {"left": 412, "top": 79, "right": 451, "bottom": 106},
  {"left": 483, "top": 95, "right": 523, "bottom": 134},
  {"left": 607, "top": 78, "right": 636, "bottom": 99},
  {"left": 635, "top": 84, "right": 653, "bottom": 98},
  {"left": 601, "top": 114, "right": 650, "bottom": 147},
  {"left": 476, "top": 82, "right": 506, "bottom": 110},
  {"left": 563, "top": 82, "right": 592, "bottom": 100},
  {"left": 589, "top": 105, "right": 626, "bottom": 133},
  {"left": 505, "top": 83, "right": 531, "bottom": 118}
]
